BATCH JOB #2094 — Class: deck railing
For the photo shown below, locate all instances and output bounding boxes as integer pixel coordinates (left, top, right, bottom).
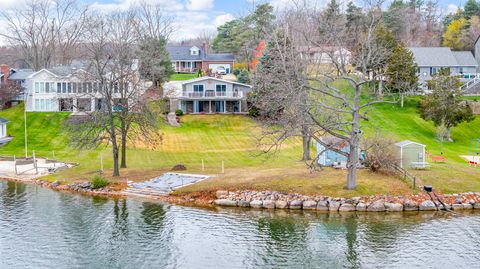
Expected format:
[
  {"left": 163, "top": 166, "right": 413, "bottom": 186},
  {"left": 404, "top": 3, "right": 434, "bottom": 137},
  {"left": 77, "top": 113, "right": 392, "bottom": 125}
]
[{"left": 184, "top": 91, "right": 243, "bottom": 98}]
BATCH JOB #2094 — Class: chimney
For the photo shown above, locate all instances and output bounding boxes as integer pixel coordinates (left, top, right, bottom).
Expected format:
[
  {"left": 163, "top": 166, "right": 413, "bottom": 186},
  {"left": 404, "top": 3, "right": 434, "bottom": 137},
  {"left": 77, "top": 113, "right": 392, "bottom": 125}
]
[
  {"left": 202, "top": 42, "right": 208, "bottom": 55},
  {"left": 0, "top": 64, "right": 9, "bottom": 85}
]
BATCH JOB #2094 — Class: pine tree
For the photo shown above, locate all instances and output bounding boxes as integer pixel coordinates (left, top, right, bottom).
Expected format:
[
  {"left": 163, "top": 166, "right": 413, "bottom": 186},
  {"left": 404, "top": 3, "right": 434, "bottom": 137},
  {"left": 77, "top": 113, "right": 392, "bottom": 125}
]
[
  {"left": 464, "top": 0, "right": 480, "bottom": 20},
  {"left": 386, "top": 42, "right": 418, "bottom": 106},
  {"left": 419, "top": 75, "right": 474, "bottom": 141}
]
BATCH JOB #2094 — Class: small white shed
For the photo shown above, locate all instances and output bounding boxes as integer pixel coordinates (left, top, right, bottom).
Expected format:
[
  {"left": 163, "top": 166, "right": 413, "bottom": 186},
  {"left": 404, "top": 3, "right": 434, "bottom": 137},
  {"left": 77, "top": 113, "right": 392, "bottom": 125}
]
[
  {"left": 0, "top": 117, "right": 11, "bottom": 144},
  {"left": 395, "top": 140, "right": 426, "bottom": 169}
]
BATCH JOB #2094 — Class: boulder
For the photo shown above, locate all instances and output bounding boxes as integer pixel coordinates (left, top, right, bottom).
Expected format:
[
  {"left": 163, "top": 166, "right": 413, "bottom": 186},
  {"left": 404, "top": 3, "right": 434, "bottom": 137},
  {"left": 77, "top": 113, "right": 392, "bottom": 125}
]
[
  {"left": 289, "top": 200, "right": 303, "bottom": 209},
  {"left": 328, "top": 201, "right": 341, "bottom": 211},
  {"left": 214, "top": 199, "right": 237, "bottom": 207},
  {"left": 367, "top": 200, "right": 386, "bottom": 212},
  {"left": 172, "top": 164, "right": 187, "bottom": 171},
  {"left": 462, "top": 203, "right": 473, "bottom": 210},
  {"left": 250, "top": 200, "right": 263, "bottom": 208},
  {"left": 419, "top": 200, "right": 437, "bottom": 211},
  {"left": 50, "top": 181, "right": 61, "bottom": 187},
  {"left": 303, "top": 200, "right": 317, "bottom": 210},
  {"left": 356, "top": 202, "right": 367, "bottom": 211},
  {"left": 339, "top": 203, "right": 356, "bottom": 211},
  {"left": 316, "top": 200, "right": 329, "bottom": 211},
  {"left": 237, "top": 200, "right": 250, "bottom": 207},
  {"left": 403, "top": 199, "right": 419, "bottom": 211},
  {"left": 275, "top": 200, "right": 288, "bottom": 209},
  {"left": 262, "top": 200, "right": 276, "bottom": 209},
  {"left": 385, "top": 202, "right": 403, "bottom": 212},
  {"left": 216, "top": 190, "right": 229, "bottom": 199},
  {"left": 451, "top": 204, "right": 463, "bottom": 210}
]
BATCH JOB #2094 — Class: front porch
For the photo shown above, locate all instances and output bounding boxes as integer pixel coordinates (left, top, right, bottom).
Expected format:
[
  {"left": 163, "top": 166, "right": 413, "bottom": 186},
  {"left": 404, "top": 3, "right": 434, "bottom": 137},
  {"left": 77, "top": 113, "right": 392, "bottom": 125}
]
[
  {"left": 173, "top": 61, "right": 202, "bottom": 73},
  {"left": 180, "top": 100, "right": 246, "bottom": 114}
]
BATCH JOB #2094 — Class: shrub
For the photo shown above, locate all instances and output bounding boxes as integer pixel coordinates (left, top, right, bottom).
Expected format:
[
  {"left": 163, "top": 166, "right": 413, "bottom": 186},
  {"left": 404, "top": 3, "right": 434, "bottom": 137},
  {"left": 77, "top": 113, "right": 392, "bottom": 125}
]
[
  {"left": 175, "top": 109, "right": 184, "bottom": 116},
  {"left": 233, "top": 68, "right": 240, "bottom": 76},
  {"left": 91, "top": 175, "right": 109, "bottom": 189},
  {"left": 364, "top": 133, "right": 398, "bottom": 173},
  {"left": 237, "top": 69, "right": 250, "bottom": 84},
  {"left": 234, "top": 62, "right": 249, "bottom": 70},
  {"left": 248, "top": 106, "right": 259, "bottom": 117}
]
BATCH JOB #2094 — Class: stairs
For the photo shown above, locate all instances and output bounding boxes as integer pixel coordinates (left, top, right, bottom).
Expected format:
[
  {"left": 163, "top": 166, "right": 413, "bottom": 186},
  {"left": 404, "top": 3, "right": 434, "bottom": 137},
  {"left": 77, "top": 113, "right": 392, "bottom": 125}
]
[{"left": 462, "top": 75, "right": 480, "bottom": 95}]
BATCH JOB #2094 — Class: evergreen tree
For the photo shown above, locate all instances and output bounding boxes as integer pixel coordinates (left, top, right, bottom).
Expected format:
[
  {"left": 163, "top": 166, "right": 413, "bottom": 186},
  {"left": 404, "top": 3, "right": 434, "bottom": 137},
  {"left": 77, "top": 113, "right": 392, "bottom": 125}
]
[
  {"left": 237, "top": 69, "right": 250, "bottom": 84},
  {"left": 386, "top": 42, "right": 418, "bottom": 106},
  {"left": 419, "top": 75, "right": 474, "bottom": 141},
  {"left": 137, "top": 37, "right": 174, "bottom": 87},
  {"left": 464, "top": 0, "right": 480, "bottom": 20},
  {"left": 383, "top": 0, "right": 407, "bottom": 39}
]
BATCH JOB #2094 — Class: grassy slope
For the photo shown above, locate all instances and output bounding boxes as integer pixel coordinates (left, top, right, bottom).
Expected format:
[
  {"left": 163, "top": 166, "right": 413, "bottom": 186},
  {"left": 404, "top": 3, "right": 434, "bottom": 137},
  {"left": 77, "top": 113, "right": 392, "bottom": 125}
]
[{"left": 1, "top": 97, "right": 480, "bottom": 195}]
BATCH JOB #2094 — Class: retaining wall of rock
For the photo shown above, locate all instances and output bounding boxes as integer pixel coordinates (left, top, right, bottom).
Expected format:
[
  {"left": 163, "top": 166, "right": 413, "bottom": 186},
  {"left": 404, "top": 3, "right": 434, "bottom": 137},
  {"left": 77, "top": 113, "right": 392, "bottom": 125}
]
[{"left": 214, "top": 190, "right": 480, "bottom": 212}]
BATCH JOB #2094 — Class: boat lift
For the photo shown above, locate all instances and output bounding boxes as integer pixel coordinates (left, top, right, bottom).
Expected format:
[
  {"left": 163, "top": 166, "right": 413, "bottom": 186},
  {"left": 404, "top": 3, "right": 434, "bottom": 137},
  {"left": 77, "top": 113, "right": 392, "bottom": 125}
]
[{"left": 468, "top": 138, "right": 480, "bottom": 156}]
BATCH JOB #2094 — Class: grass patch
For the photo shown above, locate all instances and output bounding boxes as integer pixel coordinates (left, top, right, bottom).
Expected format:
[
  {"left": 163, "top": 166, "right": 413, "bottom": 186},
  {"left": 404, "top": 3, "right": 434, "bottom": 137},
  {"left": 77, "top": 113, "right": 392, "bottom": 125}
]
[
  {"left": 1, "top": 96, "right": 480, "bottom": 196},
  {"left": 169, "top": 73, "right": 198, "bottom": 81}
]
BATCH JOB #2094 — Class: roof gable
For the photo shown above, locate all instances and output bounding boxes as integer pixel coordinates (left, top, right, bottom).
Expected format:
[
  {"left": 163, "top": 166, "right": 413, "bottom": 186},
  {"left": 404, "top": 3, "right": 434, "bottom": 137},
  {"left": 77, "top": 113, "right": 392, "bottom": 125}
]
[{"left": 395, "top": 140, "right": 425, "bottom": 148}]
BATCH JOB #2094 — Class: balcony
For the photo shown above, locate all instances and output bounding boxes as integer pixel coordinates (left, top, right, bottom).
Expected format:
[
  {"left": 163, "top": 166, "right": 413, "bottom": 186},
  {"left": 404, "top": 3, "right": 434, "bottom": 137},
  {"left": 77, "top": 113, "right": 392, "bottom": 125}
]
[{"left": 182, "top": 91, "right": 244, "bottom": 99}]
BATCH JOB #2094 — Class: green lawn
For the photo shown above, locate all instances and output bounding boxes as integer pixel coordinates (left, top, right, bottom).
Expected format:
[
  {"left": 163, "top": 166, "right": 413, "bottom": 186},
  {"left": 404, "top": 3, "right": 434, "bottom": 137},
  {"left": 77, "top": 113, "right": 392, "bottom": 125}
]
[
  {"left": 169, "top": 73, "right": 198, "bottom": 81},
  {"left": 1, "top": 97, "right": 480, "bottom": 195}
]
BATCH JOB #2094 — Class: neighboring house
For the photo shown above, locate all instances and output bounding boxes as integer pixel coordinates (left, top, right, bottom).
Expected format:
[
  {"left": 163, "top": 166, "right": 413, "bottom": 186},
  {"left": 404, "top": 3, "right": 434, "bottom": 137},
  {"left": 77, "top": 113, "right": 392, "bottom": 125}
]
[
  {"left": 164, "top": 76, "right": 251, "bottom": 114},
  {"left": 167, "top": 44, "right": 235, "bottom": 74},
  {"left": 316, "top": 136, "right": 349, "bottom": 166},
  {"left": 7, "top": 68, "right": 35, "bottom": 101},
  {"left": 298, "top": 46, "right": 351, "bottom": 65},
  {"left": 409, "top": 47, "right": 478, "bottom": 88},
  {"left": 23, "top": 64, "right": 135, "bottom": 112},
  {"left": 0, "top": 117, "right": 12, "bottom": 144}
]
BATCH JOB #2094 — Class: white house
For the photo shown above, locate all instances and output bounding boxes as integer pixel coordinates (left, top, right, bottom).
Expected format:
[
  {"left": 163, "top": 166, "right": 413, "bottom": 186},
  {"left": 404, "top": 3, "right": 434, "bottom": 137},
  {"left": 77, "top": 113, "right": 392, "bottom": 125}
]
[
  {"left": 24, "top": 64, "right": 136, "bottom": 112},
  {"left": 164, "top": 76, "right": 252, "bottom": 114},
  {"left": 0, "top": 117, "right": 12, "bottom": 144}
]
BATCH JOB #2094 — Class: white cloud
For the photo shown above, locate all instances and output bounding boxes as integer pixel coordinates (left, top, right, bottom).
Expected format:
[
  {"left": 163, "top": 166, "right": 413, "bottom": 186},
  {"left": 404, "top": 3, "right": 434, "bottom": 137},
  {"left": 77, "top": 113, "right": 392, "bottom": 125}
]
[
  {"left": 90, "top": 0, "right": 183, "bottom": 13},
  {"left": 186, "top": 0, "right": 214, "bottom": 11},
  {"left": 446, "top": 4, "right": 459, "bottom": 15},
  {"left": 213, "top": 13, "right": 235, "bottom": 27}
]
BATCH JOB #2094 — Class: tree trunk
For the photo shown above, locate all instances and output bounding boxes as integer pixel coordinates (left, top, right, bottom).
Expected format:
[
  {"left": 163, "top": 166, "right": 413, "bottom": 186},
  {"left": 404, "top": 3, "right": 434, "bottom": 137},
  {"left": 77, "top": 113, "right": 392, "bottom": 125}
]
[
  {"left": 112, "top": 142, "right": 120, "bottom": 177},
  {"left": 346, "top": 85, "right": 362, "bottom": 190},
  {"left": 378, "top": 79, "right": 383, "bottom": 98},
  {"left": 444, "top": 126, "right": 452, "bottom": 142},
  {"left": 120, "top": 132, "right": 127, "bottom": 168},
  {"left": 301, "top": 126, "right": 311, "bottom": 161}
]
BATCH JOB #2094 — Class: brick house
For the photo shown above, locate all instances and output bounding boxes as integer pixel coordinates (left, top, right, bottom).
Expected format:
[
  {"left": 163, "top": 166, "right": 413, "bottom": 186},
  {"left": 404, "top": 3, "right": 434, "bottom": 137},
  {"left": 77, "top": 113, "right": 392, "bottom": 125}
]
[{"left": 167, "top": 44, "right": 235, "bottom": 74}]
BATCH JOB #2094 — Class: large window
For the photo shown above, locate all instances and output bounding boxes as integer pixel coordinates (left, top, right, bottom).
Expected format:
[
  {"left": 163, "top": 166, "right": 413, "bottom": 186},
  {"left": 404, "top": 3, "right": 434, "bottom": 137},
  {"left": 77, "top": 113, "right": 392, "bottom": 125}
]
[
  {"left": 216, "top": 84, "right": 226, "bottom": 96},
  {"left": 34, "top": 82, "right": 53, "bottom": 93},
  {"left": 34, "top": 98, "right": 55, "bottom": 111},
  {"left": 193, "top": 84, "right": 204, "bottom": 92}
]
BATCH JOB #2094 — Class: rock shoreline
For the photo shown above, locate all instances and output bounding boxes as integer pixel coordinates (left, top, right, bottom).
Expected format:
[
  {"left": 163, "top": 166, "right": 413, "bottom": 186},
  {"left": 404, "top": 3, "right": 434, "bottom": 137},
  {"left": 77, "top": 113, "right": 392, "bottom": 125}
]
[{"left": 214, "top": 190, "right": 480, "bottom": 212}]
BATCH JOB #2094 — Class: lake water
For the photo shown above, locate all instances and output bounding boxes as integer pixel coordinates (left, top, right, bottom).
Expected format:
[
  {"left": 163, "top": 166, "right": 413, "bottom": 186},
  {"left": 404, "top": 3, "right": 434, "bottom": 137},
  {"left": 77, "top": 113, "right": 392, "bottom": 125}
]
[{"left": 1, "top": 180, "right": 480, "bottom": 269}]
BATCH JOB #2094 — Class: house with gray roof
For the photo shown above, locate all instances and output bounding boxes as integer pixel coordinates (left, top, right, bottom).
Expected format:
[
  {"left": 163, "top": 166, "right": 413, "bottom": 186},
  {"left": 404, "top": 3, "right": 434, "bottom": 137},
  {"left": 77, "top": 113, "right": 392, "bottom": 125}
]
[
  {"left": 0, "top": 117, "right": 12, "bottom": 144},
  {"left": 167, "top": 44, "right": 235, "bottom": 74},
  {"left": 164, "top": 76, "right": 251, "bottom": 114},
  {"left": 409, "top": 47, "right": 478, "bottom": 88}
]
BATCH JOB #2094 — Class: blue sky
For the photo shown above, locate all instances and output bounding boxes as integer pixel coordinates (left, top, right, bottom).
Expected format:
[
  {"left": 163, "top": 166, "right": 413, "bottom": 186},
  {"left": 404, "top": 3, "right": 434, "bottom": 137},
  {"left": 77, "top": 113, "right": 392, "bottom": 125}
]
[{"left": 0, "top": 0, "right": 471, "bottom": 40}]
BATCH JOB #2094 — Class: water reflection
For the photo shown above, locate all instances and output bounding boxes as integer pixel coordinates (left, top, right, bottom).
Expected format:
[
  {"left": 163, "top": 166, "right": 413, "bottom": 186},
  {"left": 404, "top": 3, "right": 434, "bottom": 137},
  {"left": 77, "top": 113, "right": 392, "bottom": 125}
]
[{"left": 1, "top": 181, "right": 479, "bottom": 269}]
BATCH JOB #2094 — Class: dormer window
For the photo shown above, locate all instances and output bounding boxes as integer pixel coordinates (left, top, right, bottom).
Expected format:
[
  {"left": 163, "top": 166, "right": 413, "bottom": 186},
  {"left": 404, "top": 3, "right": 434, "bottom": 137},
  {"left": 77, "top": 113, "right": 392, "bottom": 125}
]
[{"left": 190, "top": 46, "right": 200, "bottom": 56}]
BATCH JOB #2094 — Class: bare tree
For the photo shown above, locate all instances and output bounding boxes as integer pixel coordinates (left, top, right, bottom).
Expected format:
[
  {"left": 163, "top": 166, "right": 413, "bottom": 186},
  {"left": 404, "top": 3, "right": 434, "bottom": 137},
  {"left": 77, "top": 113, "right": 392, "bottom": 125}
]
[
  {"left": 0, "top": 0, "right": 88, "bottom": 70},
  {"left": 253, "top": 0, "right": 398, "bottom": 190}
]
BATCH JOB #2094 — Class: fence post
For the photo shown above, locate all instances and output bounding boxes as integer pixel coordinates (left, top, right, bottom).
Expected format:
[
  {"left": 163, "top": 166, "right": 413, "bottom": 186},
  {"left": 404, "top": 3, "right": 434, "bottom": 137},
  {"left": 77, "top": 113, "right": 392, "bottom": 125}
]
[
  {"left": 14, "top": 155, "right": 17, "bottom": 175},
  {"left": 52, "top": 150, "right": 56, "bottom": 167},
  {"left": 100, "top": 155, "right": 104, "bottom": 174},
  {"left": 33, "top": 150, "right": 38, "bottom": 174},
  {"left": 413, "top": 177, "right": 416, "bottom": 189}
]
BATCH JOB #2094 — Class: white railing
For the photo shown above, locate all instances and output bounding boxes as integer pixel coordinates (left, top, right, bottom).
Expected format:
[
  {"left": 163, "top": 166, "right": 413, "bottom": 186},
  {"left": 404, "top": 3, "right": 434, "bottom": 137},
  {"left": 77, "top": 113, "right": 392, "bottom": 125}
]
[
  {"left": 461, "top": 73, "right": 480, "bottom": 91},
  {"left": 184, "top": 91, "right": 243, "bottom": 98}
]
